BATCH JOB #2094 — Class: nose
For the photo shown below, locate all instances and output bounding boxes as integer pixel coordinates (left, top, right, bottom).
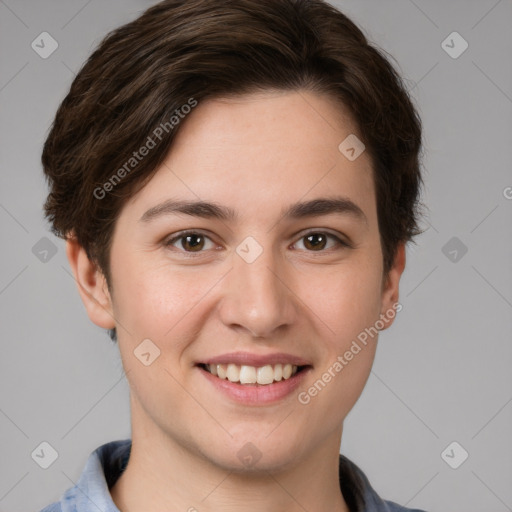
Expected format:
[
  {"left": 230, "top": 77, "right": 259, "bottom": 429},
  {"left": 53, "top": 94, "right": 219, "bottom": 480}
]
[{"left": 218, "top": 243, "right": 298, "bottom": 339}]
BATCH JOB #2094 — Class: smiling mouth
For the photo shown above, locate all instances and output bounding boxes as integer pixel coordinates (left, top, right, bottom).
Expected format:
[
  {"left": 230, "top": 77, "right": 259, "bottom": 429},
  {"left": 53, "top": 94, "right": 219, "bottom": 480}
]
[{"left": 197, "top": 363, "right": 310, "bottom": 386}]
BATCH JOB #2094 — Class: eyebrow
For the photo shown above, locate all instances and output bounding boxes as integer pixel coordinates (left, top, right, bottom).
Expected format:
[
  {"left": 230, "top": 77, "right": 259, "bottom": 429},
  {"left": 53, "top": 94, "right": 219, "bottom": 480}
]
[{"left": 139, "top": 196, "right": 368, "bottom": 225}]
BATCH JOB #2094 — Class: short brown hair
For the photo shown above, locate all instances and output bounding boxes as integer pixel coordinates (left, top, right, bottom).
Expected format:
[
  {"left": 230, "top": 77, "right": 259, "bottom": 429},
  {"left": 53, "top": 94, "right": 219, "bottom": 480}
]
[{"left": 42, "top": 0, "right": 424, "bottom": 340}]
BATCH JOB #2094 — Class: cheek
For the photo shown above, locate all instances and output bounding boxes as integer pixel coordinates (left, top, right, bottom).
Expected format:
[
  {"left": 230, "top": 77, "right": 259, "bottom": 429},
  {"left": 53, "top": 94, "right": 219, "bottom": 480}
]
[
  {"left": 301, "top": 256, "right": 383, "bottom": 343},
  {"left": 295, "top": 253, "right": 382, "bottom": 402},
  {"left": 294, "top": 267, "right": 382, "bottom": 432},
  {"left": 110, "top": 253, "right": 220, "bottom": 349}
]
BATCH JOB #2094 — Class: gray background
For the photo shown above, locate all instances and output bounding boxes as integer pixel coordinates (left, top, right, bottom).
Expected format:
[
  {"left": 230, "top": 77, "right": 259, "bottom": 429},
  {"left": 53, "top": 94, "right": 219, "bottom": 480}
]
[{"left": 1, "top": 0, "right": 511, "bottom": 511}]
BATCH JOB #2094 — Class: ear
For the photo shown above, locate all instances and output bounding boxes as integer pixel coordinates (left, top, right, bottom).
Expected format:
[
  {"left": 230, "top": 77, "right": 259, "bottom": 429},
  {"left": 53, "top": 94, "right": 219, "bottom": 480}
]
[
  {"left": 65, "top": 236, "right": 116, "bottom": 330},
  {"left": 379, "top": 242, "right": 406, "bottom": 330}
]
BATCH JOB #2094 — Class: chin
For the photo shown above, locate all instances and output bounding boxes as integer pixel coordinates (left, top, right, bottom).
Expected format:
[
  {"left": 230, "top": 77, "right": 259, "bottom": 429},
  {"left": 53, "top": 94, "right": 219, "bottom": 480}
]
[{"left": 200, "top": 433, "right": 303, "bottom": 475}]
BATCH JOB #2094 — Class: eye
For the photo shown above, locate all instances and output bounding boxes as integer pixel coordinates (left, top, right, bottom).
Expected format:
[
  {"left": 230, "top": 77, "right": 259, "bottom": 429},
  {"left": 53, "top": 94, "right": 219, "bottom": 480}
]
[
  {"left": 164, "top": 231, "right": 216, "bottom": 253},
  {"left": 293, "top": 231, "right": 349, "bottom": 252}
]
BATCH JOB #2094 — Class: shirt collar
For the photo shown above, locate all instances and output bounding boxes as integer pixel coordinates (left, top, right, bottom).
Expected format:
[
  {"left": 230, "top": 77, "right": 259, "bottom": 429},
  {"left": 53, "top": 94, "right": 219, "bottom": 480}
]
[{"left": 60, "top": 439, "right": 131, "bottom": 512}]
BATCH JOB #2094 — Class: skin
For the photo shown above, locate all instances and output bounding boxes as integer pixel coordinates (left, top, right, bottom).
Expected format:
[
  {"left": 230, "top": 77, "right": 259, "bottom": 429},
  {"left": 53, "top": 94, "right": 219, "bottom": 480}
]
[{"left": 66, "top": 89, "right": 405, "bottom": 512}]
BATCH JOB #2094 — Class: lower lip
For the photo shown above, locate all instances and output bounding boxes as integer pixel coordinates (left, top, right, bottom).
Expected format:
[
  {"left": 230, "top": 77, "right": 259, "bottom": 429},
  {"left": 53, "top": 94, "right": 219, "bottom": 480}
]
[{"left": 197, "top": 365, "right": 311, "bottom": 405}]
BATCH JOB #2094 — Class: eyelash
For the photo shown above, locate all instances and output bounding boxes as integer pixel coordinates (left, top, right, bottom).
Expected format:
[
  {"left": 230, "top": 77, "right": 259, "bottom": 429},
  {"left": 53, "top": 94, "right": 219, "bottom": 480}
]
[{"left": 164, "top": 229, "right": 351, "bottom": 256}]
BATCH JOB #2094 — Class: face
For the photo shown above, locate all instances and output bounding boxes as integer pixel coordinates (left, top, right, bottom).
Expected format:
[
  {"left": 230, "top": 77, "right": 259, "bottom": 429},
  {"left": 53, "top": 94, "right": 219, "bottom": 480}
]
[{"left": 70, "top": 90, "right": 404, "bottom": 473}]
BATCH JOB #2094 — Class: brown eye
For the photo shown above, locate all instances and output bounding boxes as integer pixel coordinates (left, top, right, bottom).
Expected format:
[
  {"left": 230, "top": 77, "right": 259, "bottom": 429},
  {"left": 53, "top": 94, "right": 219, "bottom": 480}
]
[
  {"left": 294, "top": 231, "right": 349, "bottom": 252},
  {"left": 165, "top": 231, "right": 214, "bottom": 253},
  {"left": 180, "top": 234, "right": 205, "bottom": 251},
  {"left": 303, "top": 233, "right": 328, "bottom": 251}
]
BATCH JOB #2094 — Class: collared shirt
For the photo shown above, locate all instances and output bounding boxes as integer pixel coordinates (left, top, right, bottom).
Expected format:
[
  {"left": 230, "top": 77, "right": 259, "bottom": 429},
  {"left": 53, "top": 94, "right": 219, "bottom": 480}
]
[{"left": 39, "top": 439, "right": 427, "bottom": 512}]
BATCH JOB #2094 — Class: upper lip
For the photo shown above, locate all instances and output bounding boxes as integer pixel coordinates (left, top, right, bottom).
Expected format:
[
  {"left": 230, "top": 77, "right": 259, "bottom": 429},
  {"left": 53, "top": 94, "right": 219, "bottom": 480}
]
[{"left": 198, "top": 351, "right": 312, "bottom": 367}]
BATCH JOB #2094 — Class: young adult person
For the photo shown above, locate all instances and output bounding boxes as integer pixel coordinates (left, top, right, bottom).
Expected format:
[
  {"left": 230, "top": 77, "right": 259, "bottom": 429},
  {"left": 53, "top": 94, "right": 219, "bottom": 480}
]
[{"left": 39, "top": 1, "right": 426, "bottom": 510}]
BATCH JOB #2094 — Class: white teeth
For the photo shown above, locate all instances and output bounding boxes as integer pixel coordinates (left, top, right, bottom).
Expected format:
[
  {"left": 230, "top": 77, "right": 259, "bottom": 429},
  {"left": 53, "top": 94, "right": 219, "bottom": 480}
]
[
  {"left": 226, "top": 363, "right": 240, "bottom": 383},
  {"left": 257, "top": 365, "right": 274, "bottom": 385},
  {"left": 206, "top": 363, "right": 300, "bottom": 385},
  {"left": 239, "top": 365, "right": 257, "bottom": 384},
  {"left": 217, "top": 364, "right": 227, "bottom": 380}
]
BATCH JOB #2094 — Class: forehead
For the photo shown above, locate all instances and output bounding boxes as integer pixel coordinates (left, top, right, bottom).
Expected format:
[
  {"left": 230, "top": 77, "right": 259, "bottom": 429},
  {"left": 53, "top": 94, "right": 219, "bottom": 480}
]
[
  {"left": 173, "top": 89, "right": 362, "bottom": 154},
  {"left": 121, "top": 90, "right": 377, "bottom": 225}
]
